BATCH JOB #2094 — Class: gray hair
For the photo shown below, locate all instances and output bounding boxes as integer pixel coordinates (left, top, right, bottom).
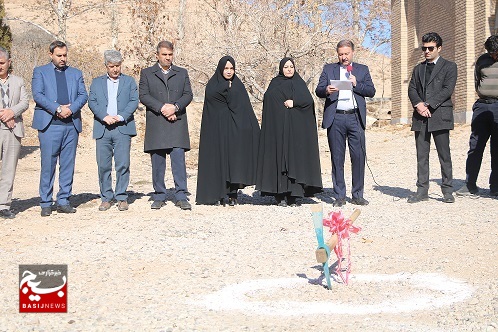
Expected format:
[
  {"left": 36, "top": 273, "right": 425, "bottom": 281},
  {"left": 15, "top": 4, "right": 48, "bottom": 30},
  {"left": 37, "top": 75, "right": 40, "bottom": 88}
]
[
  {"left": 0, "top": 46, "right": 9, "bottom": 60},
  {"left": 156, "top": 40, "right": 174, "bottom": 53},
  {"left": 104, "top": 50, "right": 122, "bottom": 65},
  {"left": 336, "top": 39, "right": 355, "bottom": 51}
]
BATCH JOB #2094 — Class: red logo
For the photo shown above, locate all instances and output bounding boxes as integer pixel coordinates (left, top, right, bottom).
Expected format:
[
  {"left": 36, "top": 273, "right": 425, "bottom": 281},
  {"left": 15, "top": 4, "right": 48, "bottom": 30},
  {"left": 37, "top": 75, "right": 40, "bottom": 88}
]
[{"left": 19, "top": 265, "right": 67, "bottom": 313}]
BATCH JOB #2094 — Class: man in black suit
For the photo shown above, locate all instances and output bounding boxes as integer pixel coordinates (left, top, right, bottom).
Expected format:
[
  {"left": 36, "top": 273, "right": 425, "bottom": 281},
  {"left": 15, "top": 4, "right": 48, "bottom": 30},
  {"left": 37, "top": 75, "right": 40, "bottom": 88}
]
[
  {"left": 139, "top": 41, "right": 193, "bottom": 210},
  {"left": 407, "top": 32, "right": 457, "bottom": 203},
  {"left": 315, "top": 40, "right": 376, "bottom": 207}
]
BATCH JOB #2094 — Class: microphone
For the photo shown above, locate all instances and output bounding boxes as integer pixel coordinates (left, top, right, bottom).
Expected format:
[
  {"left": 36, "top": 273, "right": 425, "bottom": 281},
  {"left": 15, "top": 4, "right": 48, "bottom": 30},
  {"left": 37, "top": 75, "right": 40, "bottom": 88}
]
[{"left": 346, "top": 64, "right": 353, "bottom": 74}]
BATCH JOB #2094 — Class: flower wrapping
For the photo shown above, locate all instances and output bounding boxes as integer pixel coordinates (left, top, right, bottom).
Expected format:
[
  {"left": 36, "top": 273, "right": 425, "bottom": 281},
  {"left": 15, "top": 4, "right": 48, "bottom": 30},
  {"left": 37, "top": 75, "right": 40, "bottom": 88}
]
[{"left": 323, "top": 210, "right": 361, "bottom": 284}]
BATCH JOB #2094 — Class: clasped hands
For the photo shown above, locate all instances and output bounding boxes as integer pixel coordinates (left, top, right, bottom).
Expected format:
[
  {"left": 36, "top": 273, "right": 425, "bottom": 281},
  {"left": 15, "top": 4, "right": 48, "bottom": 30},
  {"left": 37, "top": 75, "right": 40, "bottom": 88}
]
[
  {"left": 57, "top": 104, "right": 73, "bottom": 119},
  {"left": 102, "top": 115, "right": 122, "bottom": 125},
  {"left": 0, "top": 108, "right": 15, "bottom": 128},
  {"left": 415, "top": 102, "right": 432, "bottom": 118},
  {"left": 160, "top": 103, "right": 177, "bottom": 122}
]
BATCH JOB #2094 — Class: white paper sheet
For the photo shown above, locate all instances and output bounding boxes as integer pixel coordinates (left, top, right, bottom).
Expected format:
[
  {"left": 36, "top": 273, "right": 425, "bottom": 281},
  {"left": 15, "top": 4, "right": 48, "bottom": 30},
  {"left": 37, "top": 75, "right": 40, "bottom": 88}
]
[{"left": 329, "top": 80, "right": 353, "bottom": 90}]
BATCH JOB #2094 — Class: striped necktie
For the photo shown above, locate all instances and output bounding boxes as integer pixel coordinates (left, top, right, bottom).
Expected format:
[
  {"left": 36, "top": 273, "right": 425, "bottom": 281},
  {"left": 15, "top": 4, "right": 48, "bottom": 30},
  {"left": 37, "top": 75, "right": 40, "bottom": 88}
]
[{"left": 0, "top": 82, "right": 8, "bottom": 108}]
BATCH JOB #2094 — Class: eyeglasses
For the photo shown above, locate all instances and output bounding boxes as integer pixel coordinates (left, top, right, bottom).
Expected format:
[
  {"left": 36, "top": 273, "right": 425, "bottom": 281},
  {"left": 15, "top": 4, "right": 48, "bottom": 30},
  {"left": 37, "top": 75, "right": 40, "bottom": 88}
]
[{"left": 421, "top": 46, "right": 435, "bottom": 52}]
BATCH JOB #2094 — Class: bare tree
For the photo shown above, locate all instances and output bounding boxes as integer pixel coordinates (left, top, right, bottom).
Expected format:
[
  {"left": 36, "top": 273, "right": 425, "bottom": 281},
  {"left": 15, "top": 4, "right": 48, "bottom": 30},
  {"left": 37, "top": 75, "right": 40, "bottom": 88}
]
[
  {"left": 323, "top": 0, "right": 391, "bottom": 53},
  {"left": 125, "top": 0, "right": 390, "bottom": 102}
]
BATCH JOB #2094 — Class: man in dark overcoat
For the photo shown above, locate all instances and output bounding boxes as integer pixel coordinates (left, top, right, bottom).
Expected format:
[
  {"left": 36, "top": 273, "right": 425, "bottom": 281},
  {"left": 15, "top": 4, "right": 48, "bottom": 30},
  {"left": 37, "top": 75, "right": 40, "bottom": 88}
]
[
  {"left": 407, "top": 32, "right": 457, "bottom": 203},
  {"left": 139, "top": 40, "right": 193, "bottom": 210}
]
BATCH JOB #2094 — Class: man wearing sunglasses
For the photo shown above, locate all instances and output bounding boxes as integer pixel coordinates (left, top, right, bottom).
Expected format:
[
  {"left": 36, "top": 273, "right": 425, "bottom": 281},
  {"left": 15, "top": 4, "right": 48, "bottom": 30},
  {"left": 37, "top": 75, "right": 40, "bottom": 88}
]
[
  {"left": 456, "top": 35, "right": 498, "bottom": 197},
  {"left": 407, "top": 32, "right": 458, "bottom": 203}
]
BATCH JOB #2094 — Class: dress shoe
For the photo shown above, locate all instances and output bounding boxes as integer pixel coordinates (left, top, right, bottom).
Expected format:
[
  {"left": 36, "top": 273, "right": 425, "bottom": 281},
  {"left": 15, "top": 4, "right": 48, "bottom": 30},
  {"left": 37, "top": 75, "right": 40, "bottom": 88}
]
[
  {"left": 41, "top": 207, "right": 52, "bottom": 217},
  {"left": 442, "top": 193, "right": 455, "bottom": 203},
  {"left": 407, "top": 194, "right": 429, "bottom": 203},
  {"left": 351, "top": 197, "right": 369, "bottom": 206},
  {"left": 228, "top": 197, "right": 238, "bottom": 206},
  {"left": 175, "top": 200, "right": 192, "bottom": 210},
  {"left": 333, "top": 198, "right": 346, "bottom": 207},
  {"left": 0, "top": 209, "right": 16, "bottom": 219},
  {"left": 57, "top": 205, "right": 76, "bottom": 213},
  {"left": 276, "top": 195, "right": 287, "bottom": 207},
  {"left": 117, "top": 200, "right": 129, "bottom": 211},
  {"left": 286, "top": 196, "right": 298, "bottom": 207},
  {"left": 214, "top": 198, "right": 226, "bottom": 206},
  {"left": 151, "top": 200, "right": 166, "bottom": 209},
  {"left": 455, "top": 184, "right": 478, "bottom": 197},
  {"left": 99, "top": 201, "right": 112, "bottom": 211}
]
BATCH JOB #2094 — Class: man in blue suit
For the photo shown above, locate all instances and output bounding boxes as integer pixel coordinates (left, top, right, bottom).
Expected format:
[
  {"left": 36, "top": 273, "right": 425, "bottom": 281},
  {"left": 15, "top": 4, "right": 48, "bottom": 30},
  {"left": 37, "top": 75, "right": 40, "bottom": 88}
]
[
  {"left": 315, "top": 40, "right": 376, "bottom": 207},
  {"left": 88, "top": 50, "right": 138, "bottom": 212},
  {"left": 32, "top": 40, "right": 88, "bottom": 217}
]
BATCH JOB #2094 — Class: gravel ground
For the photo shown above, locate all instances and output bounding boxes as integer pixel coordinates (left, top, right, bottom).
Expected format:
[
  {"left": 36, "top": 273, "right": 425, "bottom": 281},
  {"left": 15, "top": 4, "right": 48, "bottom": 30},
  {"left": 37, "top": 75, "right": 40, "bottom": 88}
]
[{"left": 0, "top": 113, "right": 497, "bottom": 331}]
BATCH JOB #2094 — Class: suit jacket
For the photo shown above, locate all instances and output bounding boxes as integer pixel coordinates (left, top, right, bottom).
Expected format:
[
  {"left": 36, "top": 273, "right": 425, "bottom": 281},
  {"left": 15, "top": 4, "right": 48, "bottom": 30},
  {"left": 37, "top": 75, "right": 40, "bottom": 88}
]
[
  {"left": 408, "top": 57, "right": 457, "bottom": 132},
  {"left": 139, "top": 63, "right": 193, "bottom": 152},
  {"left": 315, "top": 62, "right": 376, "bottom": 129},
  {"left": 0, "top": 74, "right": 29, "bottom": 137},
  {"left": 31, "top": 63, "right": 88, "bottom": 132},
  {"left": 88, "top": 74, "right": 139, "bottom": 139}
]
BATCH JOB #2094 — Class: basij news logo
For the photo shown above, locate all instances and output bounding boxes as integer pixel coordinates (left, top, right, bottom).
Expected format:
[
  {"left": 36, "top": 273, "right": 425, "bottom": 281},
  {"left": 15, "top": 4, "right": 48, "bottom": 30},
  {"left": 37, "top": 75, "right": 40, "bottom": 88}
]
[{"left": 19, "top": 265, "right": 67, "bottom": 313}]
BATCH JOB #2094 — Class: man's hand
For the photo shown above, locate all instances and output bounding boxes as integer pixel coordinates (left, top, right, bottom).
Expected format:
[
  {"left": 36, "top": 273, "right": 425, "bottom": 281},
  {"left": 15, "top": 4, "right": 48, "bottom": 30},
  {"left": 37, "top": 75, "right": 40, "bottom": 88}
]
[
  {"left": 284, "top": 100, "right": 293, "bottom": 109},
  {"left": 348, "top": 74, "right": 357, "bottom": 87},
  {"left": 325, "top": 85, "right": 339, "bottom": 95},
  {"left": 167, "top": 114, "right": 177, "bottom": 122},
  {"left": 4, "top": 118, "right": 15, "bottom": 129},
  {"left": 103, "top": 115, "right": 117, "bottom": 125},
  {"left": 415, "top": 102, "right": 431, "bottom": 118},
  {"left": 160, "top": 103, "right": 176, "bottom": 117},
  {"left": 0, "top": 108, "right": 15, "bottom": 123},
  {"left": 57, "top": 104, "right": 73, "bottom": 119}
]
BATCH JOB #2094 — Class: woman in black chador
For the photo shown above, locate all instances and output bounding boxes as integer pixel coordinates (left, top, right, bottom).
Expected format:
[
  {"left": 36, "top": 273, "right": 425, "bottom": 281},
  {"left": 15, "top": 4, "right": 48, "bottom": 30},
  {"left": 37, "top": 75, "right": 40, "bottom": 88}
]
[
  {"left": 256, "top": 57, "right": 322, "bottom": 206},
  {"left": 196, "top": 56, "right": 260, "bottom": 206}
]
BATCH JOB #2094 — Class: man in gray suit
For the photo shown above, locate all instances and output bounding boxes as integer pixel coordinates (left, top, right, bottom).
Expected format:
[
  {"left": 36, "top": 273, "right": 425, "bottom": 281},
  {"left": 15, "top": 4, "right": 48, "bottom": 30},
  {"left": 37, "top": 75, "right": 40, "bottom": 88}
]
[
  {"left": 88, "top": 50, "right": 139, "bottom": 212},
  {"left": 139, "top": 40, "right": 193, "bottom": 210},
  {"left": 408, "top": 32, "right": 457, "bottom": 203},
  {"left": 0, "top": 47, "right": 29, "bottom": 219}
]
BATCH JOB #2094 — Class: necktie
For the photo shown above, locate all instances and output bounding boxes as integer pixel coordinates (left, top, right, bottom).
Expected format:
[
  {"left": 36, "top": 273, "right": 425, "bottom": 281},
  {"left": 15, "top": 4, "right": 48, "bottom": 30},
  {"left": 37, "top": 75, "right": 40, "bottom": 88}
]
[
  {"left": 424, "top": 62, "right": 435, "bottom": 89},
  {"left": 1, "top": 82, "right": 8, "bottom": 109}
]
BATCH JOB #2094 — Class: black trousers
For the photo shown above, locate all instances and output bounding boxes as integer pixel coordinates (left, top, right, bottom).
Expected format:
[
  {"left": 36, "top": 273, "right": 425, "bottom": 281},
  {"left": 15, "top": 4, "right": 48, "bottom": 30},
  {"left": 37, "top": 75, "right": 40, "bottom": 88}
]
[
  {"left": 465, "top": 101, "right": 498, "bottom": 191},
  {"left": 414, "top": 122, "right": 453, "bottom": 194},
  {"left": 150, "top": 148, "right": 188, "bottom": 202}
]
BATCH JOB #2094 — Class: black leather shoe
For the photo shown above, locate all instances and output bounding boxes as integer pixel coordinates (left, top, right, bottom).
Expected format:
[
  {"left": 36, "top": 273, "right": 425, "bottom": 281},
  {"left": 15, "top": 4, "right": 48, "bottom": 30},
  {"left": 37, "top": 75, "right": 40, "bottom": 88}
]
[
  {"left": 0, "top": 209, "right": 16, "bottom": 219},
  {"left": 151, "top": 200, "right": 166, "bottom": 209},
  {"left": 407, "top": 194, "right": 429, "bottom": 203},
  {"left": 57, "top": 205, "right": 76, "bottom": 213},
  {"left": 351, "top": 197, "right": 369, "bottom": 206},
  {"left": 41, "top": 207, "right": 52, "bottom": 217},
  {"left": 276, "top": 195, "right": 287, "bottom": 207},
  {"left": 333, "top": 198, "right": 346, "bottom": 207},
  {"left": 286, "top": 196, "right": 298, "bottom": 207},
  {"left": 442, "top": 193, "right": 455, "bottom": 203},
  {"left": 214, "top": 198, "right": 226, "bottom": 206},
  {"left": 175, "top": 200, "right": 192, "bottom": 210}
]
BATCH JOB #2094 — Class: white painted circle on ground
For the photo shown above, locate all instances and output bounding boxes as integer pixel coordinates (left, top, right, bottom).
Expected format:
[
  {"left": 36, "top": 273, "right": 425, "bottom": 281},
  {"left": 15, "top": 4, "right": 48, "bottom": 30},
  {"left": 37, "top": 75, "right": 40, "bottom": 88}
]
[{"left": 200, "top": 273, "right": 473, "bottom": 316}]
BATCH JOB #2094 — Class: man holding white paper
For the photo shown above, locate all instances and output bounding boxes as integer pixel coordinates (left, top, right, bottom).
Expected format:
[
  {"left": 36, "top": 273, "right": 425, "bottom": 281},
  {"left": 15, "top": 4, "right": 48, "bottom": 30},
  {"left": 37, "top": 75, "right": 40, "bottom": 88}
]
[{"left": 315, "top": 39, "right": 376, "bottom": 207}]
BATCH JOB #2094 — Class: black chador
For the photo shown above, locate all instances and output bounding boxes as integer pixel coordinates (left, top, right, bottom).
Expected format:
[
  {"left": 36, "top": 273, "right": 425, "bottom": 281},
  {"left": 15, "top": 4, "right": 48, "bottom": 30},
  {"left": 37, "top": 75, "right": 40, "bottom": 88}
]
[
  {"left": 256, "top": 57, "right": 322, "bottom": 205},
  {"left": 196, "top": 56, "right": 260, "bottom": 205}
]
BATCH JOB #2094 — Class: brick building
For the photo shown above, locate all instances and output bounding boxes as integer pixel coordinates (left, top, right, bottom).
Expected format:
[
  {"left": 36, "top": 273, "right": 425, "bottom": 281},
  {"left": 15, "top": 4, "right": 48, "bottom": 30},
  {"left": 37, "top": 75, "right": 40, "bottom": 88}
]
[{"left": 391, "top": 0, "right": 498, "bottom": 124}]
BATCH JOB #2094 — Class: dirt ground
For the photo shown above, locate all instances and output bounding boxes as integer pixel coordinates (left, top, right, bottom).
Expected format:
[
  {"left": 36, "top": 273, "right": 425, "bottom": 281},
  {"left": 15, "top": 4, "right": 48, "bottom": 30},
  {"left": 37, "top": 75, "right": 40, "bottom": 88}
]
[{"left": 0, "top": 104, "right": 496, "bottom": 331}]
